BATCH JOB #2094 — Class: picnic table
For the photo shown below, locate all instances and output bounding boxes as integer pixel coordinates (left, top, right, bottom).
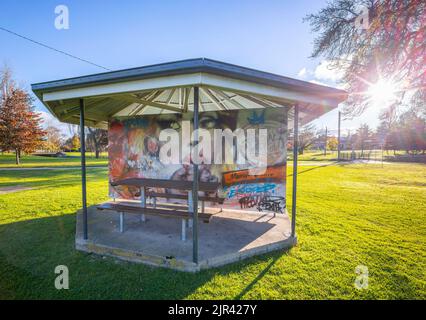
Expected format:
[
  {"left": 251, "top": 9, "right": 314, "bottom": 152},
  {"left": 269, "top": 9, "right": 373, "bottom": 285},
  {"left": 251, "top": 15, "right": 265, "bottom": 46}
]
[{"left": 98, "top": 178, "right": 223, "bottom": 241}]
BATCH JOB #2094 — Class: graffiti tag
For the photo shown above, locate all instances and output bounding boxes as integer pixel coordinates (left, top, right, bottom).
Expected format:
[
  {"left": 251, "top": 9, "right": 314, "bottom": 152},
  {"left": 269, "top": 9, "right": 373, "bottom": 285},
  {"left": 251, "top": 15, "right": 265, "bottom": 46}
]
[
  {"left": 257, "top": 196, "right": 286, "bottom": 213},
  {"left": 239, "top": 194, "right": 266, "bottom": 209},
  {"left": 239, "top": 194, "right": 286, "bottom": 213},
  {"left": 226, "top": 183, "right": 277, "bottom": 199}
]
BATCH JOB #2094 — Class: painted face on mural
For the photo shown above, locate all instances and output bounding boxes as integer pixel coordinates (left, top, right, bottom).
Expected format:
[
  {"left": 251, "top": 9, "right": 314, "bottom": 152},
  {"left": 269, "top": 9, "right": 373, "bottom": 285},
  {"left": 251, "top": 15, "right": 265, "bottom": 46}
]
[
  {"left": 144, "top": 136, "right": 160, "bottom": 157},
  {"left": 108, "top": 109, "right": 287, "bottom": 213}
]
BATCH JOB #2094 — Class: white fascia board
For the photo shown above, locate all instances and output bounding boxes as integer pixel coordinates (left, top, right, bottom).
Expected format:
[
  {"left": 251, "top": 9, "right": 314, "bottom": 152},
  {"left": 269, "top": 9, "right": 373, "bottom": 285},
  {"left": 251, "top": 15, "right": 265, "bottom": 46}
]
[
  {"left": 42, "top": 71, "right": 340, "bottom": 109},
  {"left": 199, "top": 73, "right": 340, "bottom": 108},
  {"left": 43, "top": 73, "right": 203, "bottom": 102}
]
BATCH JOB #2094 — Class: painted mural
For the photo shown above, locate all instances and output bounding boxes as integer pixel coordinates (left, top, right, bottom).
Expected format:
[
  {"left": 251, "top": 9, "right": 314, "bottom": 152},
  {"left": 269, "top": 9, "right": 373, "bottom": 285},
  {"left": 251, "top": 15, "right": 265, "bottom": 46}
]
[{"left": 108, "top": 108, "right": 288, "bottom": 213}]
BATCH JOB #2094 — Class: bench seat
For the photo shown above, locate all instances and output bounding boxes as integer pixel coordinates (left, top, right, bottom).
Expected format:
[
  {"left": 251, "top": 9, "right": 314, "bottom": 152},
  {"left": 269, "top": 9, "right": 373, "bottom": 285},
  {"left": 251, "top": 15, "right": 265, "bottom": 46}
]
[
  {"left": 105, "top": 178, "right": 222, "bottom": 241},
  {"left": 97, "top": 201, "right": 213, "bottom": 222}
]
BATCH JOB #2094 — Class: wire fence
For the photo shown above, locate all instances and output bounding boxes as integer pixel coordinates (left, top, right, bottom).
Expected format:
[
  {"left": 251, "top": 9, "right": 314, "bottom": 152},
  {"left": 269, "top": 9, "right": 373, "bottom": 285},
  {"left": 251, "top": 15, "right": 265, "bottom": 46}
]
[
  {"left": 338, "top": 150, "right": 383, "bottom": 162},
  {"left": 288, "top": 149, "right": 425, "bottom": 163}
]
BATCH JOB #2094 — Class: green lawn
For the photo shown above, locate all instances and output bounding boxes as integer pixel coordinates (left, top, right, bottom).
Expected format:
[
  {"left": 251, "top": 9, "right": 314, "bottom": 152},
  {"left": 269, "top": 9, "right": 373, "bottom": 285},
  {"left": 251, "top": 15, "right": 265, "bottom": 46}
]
[
  {"left": 0, "top": 153, "right": 108, "bottom": 168},
  {"left": 0, "top": 163, "right": 425, "bottom": 299}
]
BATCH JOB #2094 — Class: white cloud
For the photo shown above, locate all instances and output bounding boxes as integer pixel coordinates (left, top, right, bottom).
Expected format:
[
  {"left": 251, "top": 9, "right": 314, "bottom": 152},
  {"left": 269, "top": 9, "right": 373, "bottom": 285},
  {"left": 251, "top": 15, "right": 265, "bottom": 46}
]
[
  {"left": 296, "top": 60, "right": 346, "bottom": 87},
  {"left": 314, "top": 60, "right": 345, "bottom": 82},
  {"left": 297, "top": 67, "right": 308, "bottom": 78}
]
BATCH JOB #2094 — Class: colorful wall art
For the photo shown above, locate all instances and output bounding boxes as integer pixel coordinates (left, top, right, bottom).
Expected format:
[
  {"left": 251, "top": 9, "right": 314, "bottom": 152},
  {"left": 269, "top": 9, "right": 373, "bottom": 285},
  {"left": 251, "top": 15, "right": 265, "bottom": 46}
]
[{"left": 108, "top": 108, "right": 288, "bottom": 213}]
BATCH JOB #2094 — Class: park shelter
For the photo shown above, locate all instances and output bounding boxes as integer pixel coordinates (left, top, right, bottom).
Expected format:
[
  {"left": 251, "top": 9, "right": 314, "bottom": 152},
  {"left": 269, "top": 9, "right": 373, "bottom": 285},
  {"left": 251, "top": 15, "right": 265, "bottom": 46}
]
[{"left": 32, "top": 58, "right": 346, "bottom": 271}]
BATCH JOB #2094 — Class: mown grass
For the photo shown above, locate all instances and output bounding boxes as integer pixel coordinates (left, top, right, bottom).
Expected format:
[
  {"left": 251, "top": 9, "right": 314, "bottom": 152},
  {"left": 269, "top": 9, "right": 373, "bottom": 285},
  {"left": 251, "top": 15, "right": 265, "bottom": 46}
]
[
  {"left": 0, "top": 163, "right": 424, "bottom": 299},
  {"left": 0, "top": 153, "right": 108, "bottom": 168}
]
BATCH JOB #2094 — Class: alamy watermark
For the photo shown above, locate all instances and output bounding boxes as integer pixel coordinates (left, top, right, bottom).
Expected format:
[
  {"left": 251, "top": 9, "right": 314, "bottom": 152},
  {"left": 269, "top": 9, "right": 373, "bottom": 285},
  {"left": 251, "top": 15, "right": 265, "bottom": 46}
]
[
  {"left": 354, "top": 265, "right": 369, "bottom": 290},
  {"left": 54, "top": 265, "right": 69, "bottom": 289},
  {"left": 55, "top": 5, "right": 69, "bottom": 30},
  {"left": 158, "top": 121, "right": 268, "bottom": 175},
  {"left": 354, "top": 5, "right": 370, "bottom": 30}
]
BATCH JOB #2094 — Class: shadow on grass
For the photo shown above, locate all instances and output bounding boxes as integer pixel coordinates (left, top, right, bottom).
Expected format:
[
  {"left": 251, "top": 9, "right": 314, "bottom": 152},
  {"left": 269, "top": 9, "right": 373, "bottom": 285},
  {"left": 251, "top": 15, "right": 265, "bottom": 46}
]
[
  {"left": 287, "top": 162, "right": 338, "bottom": 177},
  {"left": 233, "top": 250, "right": 285, "bottom": 299},
  {"left": 0, "top": 211, "right": 287, "bottom": 299},
  {"left": 0, "top": 166, "right": 291, "bottom": 299}
]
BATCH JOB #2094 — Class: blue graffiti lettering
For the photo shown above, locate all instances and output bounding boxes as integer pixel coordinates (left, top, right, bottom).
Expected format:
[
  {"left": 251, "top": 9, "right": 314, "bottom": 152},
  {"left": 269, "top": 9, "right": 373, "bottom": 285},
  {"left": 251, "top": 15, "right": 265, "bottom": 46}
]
[{"left": 226, "top": 183, "right": 277, "bottom": 199}]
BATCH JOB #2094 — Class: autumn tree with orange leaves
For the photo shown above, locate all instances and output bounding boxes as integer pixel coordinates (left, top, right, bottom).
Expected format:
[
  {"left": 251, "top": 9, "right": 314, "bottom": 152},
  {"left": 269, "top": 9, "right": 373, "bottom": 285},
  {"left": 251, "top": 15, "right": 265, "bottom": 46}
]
[{"left": 0, "top": 67, "right": 45, "bottom": 164}]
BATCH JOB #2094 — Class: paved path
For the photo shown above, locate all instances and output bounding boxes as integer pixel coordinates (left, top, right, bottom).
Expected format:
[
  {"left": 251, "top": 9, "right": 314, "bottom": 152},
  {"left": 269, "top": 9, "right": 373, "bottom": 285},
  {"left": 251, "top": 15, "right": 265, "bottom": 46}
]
[{"left": 0, "top": 186, "right": 34, "bottom": 194}]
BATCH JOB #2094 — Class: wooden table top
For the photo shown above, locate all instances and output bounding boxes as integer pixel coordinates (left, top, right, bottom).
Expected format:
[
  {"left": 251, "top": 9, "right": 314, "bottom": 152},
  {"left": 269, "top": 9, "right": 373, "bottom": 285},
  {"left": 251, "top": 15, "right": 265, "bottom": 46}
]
[{"left": 111, "top": 178, "right": 220, "bottom": 192}]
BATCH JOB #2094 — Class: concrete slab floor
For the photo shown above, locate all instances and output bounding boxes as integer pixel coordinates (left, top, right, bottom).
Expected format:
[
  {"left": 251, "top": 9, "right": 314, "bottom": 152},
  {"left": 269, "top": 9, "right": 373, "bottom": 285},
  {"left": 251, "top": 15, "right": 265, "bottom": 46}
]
[{"left": 75, "top": 203, "right": 295, "bottom": 271}]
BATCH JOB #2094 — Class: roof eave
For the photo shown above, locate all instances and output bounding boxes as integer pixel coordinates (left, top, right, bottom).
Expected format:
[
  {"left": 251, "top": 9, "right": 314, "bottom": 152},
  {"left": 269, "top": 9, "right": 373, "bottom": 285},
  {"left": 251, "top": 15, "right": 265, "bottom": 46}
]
[{"left": 31, "top": 58, "right": 347, "bottom": 100}]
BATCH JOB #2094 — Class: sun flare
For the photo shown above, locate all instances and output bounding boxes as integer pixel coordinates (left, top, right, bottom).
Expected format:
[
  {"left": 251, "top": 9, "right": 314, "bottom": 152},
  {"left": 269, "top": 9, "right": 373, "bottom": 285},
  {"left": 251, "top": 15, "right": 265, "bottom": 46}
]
[{"left": 367, "top": 79, "right": 397, "bottom": 106}]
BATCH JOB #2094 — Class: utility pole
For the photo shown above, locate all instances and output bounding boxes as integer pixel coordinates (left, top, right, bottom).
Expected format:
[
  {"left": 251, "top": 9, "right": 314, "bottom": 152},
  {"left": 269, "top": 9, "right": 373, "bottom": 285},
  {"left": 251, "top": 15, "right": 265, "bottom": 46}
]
[
  {"left": 324, "top": 126, "right": 328, "bottom": 156},
  {"left": 337, "top": 111, "right": 341, "bottom": 161}
]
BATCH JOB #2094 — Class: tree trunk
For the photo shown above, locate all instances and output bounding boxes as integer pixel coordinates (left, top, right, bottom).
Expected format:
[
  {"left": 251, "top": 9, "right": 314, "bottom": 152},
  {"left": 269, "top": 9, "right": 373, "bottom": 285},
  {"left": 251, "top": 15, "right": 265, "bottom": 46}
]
[
  {"left": 15, "top": 149, "right": 20, "bottom": 165},
  {"left": 95, "top": 147, "right": 100, "bottom": 159}
]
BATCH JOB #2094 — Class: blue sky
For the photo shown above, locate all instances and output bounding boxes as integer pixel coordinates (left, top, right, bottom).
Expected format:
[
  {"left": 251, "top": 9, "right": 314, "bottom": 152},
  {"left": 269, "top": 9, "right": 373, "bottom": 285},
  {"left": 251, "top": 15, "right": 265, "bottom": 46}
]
[{"left": 0, "top": 0, "right": 383, "bottom": 136}]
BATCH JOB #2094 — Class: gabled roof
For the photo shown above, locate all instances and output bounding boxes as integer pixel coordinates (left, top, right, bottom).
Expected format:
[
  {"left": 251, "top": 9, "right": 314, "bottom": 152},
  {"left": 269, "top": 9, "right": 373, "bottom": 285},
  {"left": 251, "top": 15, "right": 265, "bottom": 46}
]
[{"left": 32, "top": 58, "right": 347, "bottom": 129}]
